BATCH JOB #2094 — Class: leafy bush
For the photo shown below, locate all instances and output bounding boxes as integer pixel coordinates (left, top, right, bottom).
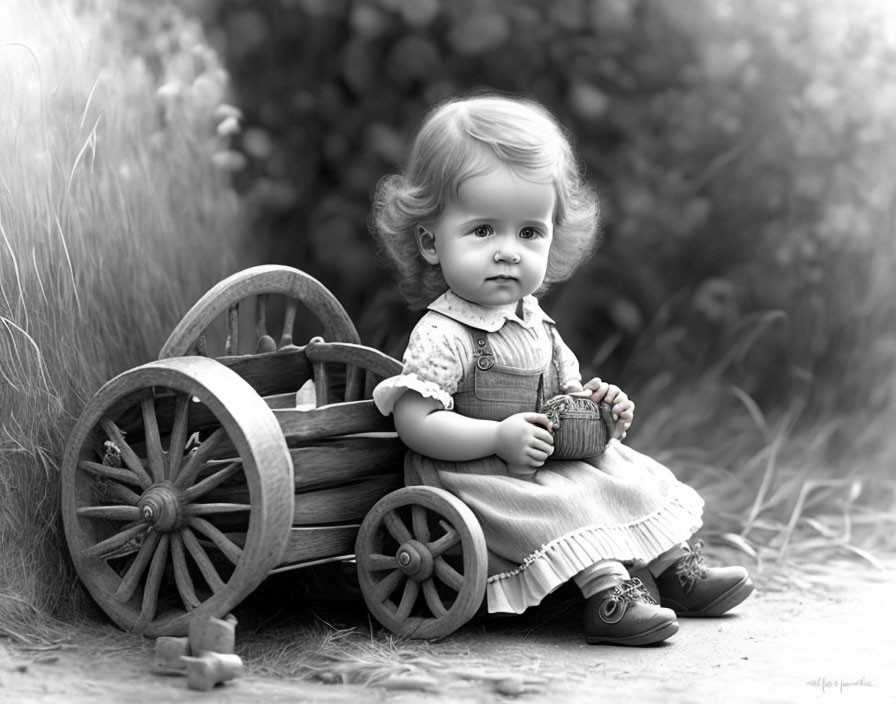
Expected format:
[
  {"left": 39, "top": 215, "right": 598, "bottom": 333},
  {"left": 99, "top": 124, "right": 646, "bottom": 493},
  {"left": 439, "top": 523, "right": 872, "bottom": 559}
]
[
  {"left": 195, "top": 0, "right": 893, "bottom": 410},
  {"left": 0, "top": 0, "right": 245, "bottom": 633},
  {"left": 189, "top": 0, "right": 895, "bottom": 560}
]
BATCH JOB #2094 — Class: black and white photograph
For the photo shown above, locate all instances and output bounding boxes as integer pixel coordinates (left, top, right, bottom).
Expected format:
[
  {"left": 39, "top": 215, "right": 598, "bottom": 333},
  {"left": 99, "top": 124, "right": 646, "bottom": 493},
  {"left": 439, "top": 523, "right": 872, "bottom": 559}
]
[{"left": 1, "top": 1, "right": 894, "bottom": 702}]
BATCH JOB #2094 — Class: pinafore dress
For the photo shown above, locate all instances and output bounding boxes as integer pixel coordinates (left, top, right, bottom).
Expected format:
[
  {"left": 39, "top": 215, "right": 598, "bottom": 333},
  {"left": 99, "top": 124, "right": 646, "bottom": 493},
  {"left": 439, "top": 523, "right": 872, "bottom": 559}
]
[{"left": 375, "top": 295, "right": 704, "bottom": 614}]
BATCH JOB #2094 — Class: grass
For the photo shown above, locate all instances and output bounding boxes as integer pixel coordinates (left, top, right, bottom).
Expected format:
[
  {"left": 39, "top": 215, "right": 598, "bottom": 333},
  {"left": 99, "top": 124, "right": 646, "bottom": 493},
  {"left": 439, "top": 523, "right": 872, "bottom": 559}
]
[{"left": 0, "top": 0, "right": 246, "bottom": 638}]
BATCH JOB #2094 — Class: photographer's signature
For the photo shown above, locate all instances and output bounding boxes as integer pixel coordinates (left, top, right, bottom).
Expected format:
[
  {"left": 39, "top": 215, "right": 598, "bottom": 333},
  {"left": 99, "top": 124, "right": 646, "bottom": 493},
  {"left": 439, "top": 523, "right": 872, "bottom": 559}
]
[{"left": 806, "top": 676, "right": 874, "bottom": 693}]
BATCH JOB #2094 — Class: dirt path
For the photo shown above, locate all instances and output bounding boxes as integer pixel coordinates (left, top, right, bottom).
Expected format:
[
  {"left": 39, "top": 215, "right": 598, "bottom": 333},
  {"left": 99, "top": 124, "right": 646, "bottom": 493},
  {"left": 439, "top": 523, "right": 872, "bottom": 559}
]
[{"left": 2, "top": 566, "right": 893, "bottom": 704}]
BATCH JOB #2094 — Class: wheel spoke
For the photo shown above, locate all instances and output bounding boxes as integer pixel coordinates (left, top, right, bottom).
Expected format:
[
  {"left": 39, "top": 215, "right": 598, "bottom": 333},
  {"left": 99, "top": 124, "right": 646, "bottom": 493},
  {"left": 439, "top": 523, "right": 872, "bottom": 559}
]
[
  {"left": 182, "top": 502, "right": 251, "bottom": 516},
  {"left": 134, "top": 534, "right": 169, "bottom": 632},
  {"left": 114, "top": 530, "right": 161, "bottom": 602},
  {"left": 79, "top": 460, "right": 145, "bottom": 489},
  {"left": 181, "top": 527, "right": 225, "bottom": 594},
  {"left": 170, "top": 533, "right": 200, "bottom": 611},
  {"left": 345, "top": 364, "right": 364, "bottom": 402},
  {"left": 427, "top": 527, "right": 460, "bottom": 557},
  {"left": 373, "top": 568, "right": 405, "bottom": 603},
  {"left": 94, "top": 480, "right": 141, "bottom": 506},
  {"left": 226, "top": 303, "right": 239, "bottom": 355},
  {"left": 76, "top": 505, "right": 142, "bottom": 521},
  {"left": 364, "top": 553, "right": 398, "bottom": 572},
  {"left": 279, "top": 297, "right": 298, "bottom": 348},
  {"left": 256, "top": 294, "right": 268, "bottom": 340},
  {"left": 411, "top": 505, "right": 430, "bottom": 543},
  {"left": 433, "top": 557, "right": 464, "bottom": 592},
  {"left": 255, "top": 295, "right": 277, "bottom": 352},
  {"left": 141, "top": 397, "right": 165, "bottom": 484},
  {"left": 186, "top": 517, "right": 243, "bottom": 565},
  {"left": 167, "top": 394, "right": 191, "bottom": 483},
  {"left": 182, "top": 461, "right": 241, "bottom": 503},
  {"left": 394, "top": 579, "right": 419, "bottom": 622},
  {"left": 83, "top": 522, "right": 148, "bottom": 561},
  {"left": 312, "top": 361, "right": 329, "bottom": 407},
  {"left": 99, "top": 419, "right": 152, "bottom": 489},
  {"left": 173, "top": 426, "right": 227, "bottom": 490},
  {"left": 421, "top": 579, "right": 448, "bottom": 618},
  {"left": 383, "top": 510, "right": 412, "bottom": 545}
]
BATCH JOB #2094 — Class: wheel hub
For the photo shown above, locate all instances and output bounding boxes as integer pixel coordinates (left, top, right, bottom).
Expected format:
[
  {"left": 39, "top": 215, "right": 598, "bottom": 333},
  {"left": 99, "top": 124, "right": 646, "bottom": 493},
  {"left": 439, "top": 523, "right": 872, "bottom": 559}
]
[
  {"left": 138, "top": 483, "right": 183, "bottom": 532},
  {"left": 395, "top": 540, "right": 433, "bottom": 582}
]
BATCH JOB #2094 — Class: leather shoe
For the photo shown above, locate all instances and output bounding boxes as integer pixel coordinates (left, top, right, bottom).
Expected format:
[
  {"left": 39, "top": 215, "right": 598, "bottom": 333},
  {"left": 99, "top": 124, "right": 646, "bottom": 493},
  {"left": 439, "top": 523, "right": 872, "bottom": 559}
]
[
  {"left": 584, "top": 578, "right": 679, "bottom": 646},
  {"left": 655, "top": 541, "right": 754, "bottom": 617}
]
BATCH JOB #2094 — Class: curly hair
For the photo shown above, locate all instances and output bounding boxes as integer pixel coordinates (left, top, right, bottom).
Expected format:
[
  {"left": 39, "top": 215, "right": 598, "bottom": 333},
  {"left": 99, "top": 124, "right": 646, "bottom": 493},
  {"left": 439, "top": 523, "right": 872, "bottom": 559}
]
[{"left": 371, "top": 92, "right": 601, "bottom": 309}]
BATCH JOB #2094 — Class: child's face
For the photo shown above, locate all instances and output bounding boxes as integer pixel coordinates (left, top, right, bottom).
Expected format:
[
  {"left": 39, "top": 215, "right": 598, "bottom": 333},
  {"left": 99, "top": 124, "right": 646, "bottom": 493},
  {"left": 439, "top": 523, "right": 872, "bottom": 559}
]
[{"left": 422, "top": 164, "right": 555, "bottom": 308}]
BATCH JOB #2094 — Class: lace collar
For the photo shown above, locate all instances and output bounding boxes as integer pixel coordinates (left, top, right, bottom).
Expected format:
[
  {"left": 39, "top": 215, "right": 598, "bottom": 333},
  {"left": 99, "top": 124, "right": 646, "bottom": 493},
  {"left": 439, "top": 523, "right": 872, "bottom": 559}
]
[{"left": 427, "top": 290, "right": 554, "bottom": 332}]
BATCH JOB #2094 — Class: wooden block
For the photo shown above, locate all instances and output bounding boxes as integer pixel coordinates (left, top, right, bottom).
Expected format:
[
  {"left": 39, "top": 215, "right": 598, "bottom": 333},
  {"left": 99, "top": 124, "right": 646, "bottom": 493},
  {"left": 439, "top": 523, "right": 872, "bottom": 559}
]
[
  {"left": 182, "top": 652, "right": 243, "bottom": 691},
  {"left": 188, "top": 614, "right": 236, "bottom": 655},
  {"left": 155, "top": 636, "right": 190, "bottom": 670}
]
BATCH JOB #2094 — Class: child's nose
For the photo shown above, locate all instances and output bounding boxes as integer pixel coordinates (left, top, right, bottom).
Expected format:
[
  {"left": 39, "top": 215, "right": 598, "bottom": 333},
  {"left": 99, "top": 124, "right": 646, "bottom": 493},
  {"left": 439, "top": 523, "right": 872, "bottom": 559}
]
[
  {"left": 494, "top": 249, "right": 521, "bottom": 263},
  {"left": 493, "top": 232, "right": 521, "bottom": 263}
]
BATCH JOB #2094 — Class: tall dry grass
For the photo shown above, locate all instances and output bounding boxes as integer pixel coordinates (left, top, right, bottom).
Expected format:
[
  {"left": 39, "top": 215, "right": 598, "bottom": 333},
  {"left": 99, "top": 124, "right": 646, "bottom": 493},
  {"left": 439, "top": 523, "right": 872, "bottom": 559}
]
[
  {"left": 0, "top": 0, "right": 247, "bottom": 638},
  {"left": 622, "top": 207, "right": 896, "bottom": 583}
]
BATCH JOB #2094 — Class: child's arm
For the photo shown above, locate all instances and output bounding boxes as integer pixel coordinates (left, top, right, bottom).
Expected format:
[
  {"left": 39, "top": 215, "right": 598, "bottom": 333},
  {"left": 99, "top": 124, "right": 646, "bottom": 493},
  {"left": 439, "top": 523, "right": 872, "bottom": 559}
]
[{"left": 393, "top": 391, "right": 554, "bottom": 469}]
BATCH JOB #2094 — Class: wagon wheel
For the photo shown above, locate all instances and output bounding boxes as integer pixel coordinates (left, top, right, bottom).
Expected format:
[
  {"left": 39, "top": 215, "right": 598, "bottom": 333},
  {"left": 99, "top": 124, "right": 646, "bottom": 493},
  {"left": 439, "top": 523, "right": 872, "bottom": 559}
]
[
  {"left": 61, "top": 357, "right": 294, "bottom": 637},
  {"left": 160, "top": 265, "right": 360, "bottom": 358},
  {"left": 356, "top": 487, "right": 487, "bottom": 639}
]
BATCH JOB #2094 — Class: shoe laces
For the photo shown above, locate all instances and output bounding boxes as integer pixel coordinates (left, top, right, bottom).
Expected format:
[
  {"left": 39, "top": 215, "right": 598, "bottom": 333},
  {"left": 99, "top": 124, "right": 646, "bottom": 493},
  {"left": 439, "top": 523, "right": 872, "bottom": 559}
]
[
  {"left": 675, "top": 540, "right": 709, "bottom": 591},
  {"left": 608, "top": 577, "right": 657, "bottom": 606},
  {"left": 598, "top": 577, "right": 657, "bottom": 623}
]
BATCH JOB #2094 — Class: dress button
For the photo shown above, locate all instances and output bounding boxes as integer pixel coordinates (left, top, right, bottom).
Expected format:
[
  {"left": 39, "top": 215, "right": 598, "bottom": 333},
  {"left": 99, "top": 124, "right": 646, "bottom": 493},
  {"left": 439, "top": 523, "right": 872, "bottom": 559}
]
[
  {"left": 476, "top": 356, "right": 494, "bottom": 371},
  {"left": 477, "top": 339, "right": 486, "bottom": 347}
]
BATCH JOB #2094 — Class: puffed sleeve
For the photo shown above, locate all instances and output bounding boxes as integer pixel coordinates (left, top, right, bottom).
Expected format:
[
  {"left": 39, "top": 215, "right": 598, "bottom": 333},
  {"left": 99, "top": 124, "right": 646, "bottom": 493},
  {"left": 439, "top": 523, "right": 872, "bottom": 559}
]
[
  {"left": 373, "top": 315, "right": 467, "bottom": 415},
  {"left": 549, "top": 326, "right": 582, "bottom": 389}
]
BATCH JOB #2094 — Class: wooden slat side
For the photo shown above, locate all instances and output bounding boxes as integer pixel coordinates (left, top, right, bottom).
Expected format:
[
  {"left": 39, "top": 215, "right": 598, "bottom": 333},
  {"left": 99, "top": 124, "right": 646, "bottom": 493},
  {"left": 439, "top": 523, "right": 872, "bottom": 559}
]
[
  {"left": 176, "top": 432, "right": 404, "bottom": 486},
  {"left": 256, "top": 525, "right": 361, "bottom": 565},
  {"left": 292, "top": 435, "right": 405, "bottom": 491},
  {"left": 265, "top": 392, "right": 303, "bottom": 410},
  {"left": 120, "top": 349, "right": 314, "bottom": 440},
  {"left": 293, "top": 475, "right": 403, "bottom": 525},
  {"left": 204, "top": 465, "right": 402, "bottom": 506},
  {"left": 274, "top": 401, "right": 395, "bottom": 445},
  {"left": 214, "top": 348, "right": 313, "bottom": 398}
]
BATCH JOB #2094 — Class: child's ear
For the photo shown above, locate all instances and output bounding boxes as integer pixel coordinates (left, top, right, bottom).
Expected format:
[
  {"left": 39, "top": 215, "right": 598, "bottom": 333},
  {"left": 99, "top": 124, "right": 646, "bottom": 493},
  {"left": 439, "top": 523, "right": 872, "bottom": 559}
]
[{"left": 416, "top": 226, "right": 440, "bottom": 265}]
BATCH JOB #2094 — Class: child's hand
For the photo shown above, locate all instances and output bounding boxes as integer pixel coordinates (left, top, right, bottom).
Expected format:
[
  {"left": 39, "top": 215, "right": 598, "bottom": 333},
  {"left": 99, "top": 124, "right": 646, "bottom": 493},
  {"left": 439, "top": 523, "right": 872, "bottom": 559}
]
[
  {"left": 561, "top": 380, "right": 585, "bottom": 394},
  {"left": 495, "top": 413, "right": 554, "bottom": 469},
  {"left": 583, "top": 377, "right": 635, "bottom": 434}
]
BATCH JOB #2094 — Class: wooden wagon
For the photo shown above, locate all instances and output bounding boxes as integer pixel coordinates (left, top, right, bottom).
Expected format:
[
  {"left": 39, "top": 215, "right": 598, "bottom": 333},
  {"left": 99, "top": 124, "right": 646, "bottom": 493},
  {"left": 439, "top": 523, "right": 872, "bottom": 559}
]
[{"left": 61, "top": 266, "right": 488, "bottom": 640}]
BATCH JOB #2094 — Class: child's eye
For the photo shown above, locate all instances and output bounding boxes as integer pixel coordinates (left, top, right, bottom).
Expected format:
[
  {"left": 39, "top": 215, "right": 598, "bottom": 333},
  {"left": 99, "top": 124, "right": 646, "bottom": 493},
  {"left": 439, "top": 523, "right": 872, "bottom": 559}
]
[
  {"left": 472, "top": 225, "right": 493, "bottom": 237},
  {"left": 519, "top": 227, "right": 541, "bottom": 239}
]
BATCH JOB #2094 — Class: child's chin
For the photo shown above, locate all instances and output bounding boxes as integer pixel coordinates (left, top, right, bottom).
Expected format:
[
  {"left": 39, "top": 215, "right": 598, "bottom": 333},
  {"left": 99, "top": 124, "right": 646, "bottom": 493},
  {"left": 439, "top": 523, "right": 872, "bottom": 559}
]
[{"left": 478, "top": 287, "right": 527, "bottom": 306}]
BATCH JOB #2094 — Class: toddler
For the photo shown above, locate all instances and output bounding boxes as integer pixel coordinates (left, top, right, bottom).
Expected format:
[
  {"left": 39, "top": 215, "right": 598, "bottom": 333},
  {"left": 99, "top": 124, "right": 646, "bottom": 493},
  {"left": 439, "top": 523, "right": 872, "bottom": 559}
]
[{"left": 370, "top": 93, "right": 753, "bottom": 645}]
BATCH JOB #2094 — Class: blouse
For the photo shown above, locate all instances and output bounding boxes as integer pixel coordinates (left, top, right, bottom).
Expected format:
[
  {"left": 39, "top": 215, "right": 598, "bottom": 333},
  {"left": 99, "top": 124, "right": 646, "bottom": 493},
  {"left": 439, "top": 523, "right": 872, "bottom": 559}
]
[{"left": 373, "top": 290, "right": 581, "bottom": 415}]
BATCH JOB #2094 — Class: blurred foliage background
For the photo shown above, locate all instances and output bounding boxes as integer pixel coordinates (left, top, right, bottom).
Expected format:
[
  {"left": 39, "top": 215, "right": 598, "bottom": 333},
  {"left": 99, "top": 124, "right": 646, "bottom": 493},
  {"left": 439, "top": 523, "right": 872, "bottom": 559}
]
[{"left": 182, "top": 0, "right": 895, "bottom": 443}]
